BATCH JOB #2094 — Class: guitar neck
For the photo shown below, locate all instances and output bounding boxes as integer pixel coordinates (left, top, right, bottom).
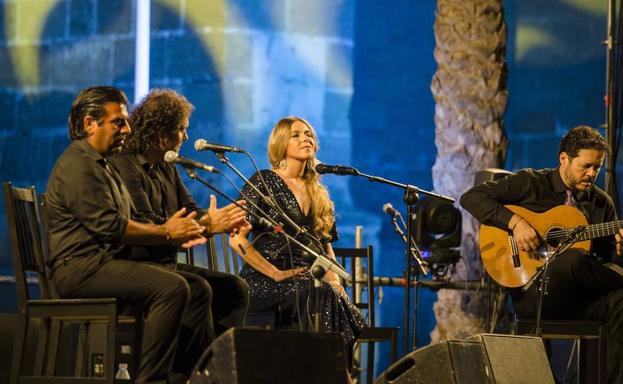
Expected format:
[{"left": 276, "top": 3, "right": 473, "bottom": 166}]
[{"left": 576, "top": 220, "right": 623, "bottom": 241}]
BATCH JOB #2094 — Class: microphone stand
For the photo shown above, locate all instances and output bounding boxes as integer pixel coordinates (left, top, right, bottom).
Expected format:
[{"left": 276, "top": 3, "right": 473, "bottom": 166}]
[
  {"left": 404, "top": 186, "right": 421, "bottom": 352},
  {"left": 322, "top": 166, "right": 453, "bottom": 353},
  {"left": 387, "top": 210, "right": 430, "bottom": 276},
  {"left": 214, "top": 153, "right": 326, "bottom": 251},
  {"left": 183, "top": 167, "right": 278, "bottom": 229},
  {"left": 309, "top": 254, "right": 341, "bottom": 331},
  {"left": 183, "top": 168, "right": 350, "bottom": 279},
  {"left": 196, "top": 155, "right": 352, "bottom": 331},
  {"left": 522, "top": 226, "right": 585, "bottom": 337}
]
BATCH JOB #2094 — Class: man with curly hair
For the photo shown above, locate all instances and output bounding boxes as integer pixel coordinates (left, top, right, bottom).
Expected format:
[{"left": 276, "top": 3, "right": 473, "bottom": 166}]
[
  {"left": 461, "top": 125, "right": 623, "bottom": 382},
  {"left": 109, "top": 89, "right": 249, "bottom": 352},
  {"left": 47, "top": 86, "right": 210, "bottom": 383}
]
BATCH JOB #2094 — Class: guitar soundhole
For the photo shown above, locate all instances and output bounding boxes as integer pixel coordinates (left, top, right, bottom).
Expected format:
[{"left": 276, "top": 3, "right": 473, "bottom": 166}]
[{"left": 545, "top": 227, "right": 566, "bottom": 248}]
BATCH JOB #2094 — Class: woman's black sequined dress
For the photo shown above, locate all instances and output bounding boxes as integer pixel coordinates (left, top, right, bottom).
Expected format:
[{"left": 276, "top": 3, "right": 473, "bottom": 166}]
[{"left": 239, "top": 170, "right": 364, "bottom": 343}]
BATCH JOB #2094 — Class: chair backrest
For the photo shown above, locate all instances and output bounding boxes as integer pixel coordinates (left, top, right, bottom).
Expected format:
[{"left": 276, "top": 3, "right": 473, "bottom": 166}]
[
  {"left": 3, "top": 182, "right": 52, "bottom": 306},
  {"left": 176, "top": 233, "right": 242, "bottom": 275},
  {"left": 38, "top": 192, "right": 62, "bottom": 299},
  {"left": 208, "top": 233, "right": 242, "bottom": 275},
  {"left": 333, "top": 246, "right": 375, "bottom": 327},
  {"left": 179, "top": 247, "right": 196, "bottom": 266}
]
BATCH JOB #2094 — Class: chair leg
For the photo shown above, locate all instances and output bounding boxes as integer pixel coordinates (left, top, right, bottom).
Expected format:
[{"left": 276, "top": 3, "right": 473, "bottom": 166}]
[
  {"left": 106, "top": 311, "right": 118, "bottom": 384},
  {"left": 131, "top": 315, "right": 144, "bottom": 379},
  {"left": 598, "top": 328, "right": 607, "bottom": 384},
  {"left": 352, "top": 343, "right": 361, "bottom": 384},
  {"left": 45, "top": 319, "right": 62, "bottom": 376},
  {"left": 9, "top": 314, "right": 28, "bottom": 384},
  {"left": 575, "top": 340, "right": 582, "bottom": 384},
  {"left": 390, "top": 331, "right": 398, "bottom": 363},
  {"left": 579, "top": 336, "right": 606, "bottom": 384},
  {"left": 75, "top": 322, "right": 90, "bottom": 377},
  {"left": 33, "top": 318, "right": 50, "bottom": 376},
  {"left": 366, "top": 342, "right": 375, "bottom": 384}
]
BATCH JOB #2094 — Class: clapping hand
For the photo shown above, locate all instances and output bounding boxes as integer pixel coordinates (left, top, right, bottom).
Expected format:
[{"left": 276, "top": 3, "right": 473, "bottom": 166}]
[
  {"left": 200, "top": 195, "right": 247, "bottom": 234},
  {"left": 164, "top": 208, "right": 207, "bottom": 248}
]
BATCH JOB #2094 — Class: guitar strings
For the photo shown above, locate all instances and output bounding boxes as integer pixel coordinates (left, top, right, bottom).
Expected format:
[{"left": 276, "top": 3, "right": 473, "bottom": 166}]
[{"left": 513, "top": 221, "right": 623, "bottom": 242}]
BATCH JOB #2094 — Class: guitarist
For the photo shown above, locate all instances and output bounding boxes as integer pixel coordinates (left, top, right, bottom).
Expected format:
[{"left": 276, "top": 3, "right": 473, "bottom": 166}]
[{"left": 461, "top": 125, "right": 623, "bottom": 383}]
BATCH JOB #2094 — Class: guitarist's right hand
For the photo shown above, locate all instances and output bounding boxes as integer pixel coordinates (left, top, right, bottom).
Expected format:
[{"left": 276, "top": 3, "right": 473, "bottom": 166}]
[{"left": 512, "top": 217, "right": 541, "bottom": 251}]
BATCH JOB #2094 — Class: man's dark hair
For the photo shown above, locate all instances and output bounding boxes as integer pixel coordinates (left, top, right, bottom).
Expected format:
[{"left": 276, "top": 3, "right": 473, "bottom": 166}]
[
  {"left": 126, "top": 89, "right": 194, "bottom": 154},
  {"left": 68, "top": 86, "right": 129, "bottom": 140},
  {"left": 559, "top": 125, "right": 611, "bottom": 158}
]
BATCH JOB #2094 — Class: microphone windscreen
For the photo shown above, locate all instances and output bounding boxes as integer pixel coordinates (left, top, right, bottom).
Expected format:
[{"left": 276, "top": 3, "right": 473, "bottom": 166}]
[
  {"left": 315, "top": 164, "right": 330, "bottom": 174},
  {"left": 194, "top": 139, "right": 207, "bottom": 151},
  {"left": 164, "top": 151, "right": 178, "bottom": 163},
  {"left": 382, "top": 203, "right": 393, "bottom": 214}
]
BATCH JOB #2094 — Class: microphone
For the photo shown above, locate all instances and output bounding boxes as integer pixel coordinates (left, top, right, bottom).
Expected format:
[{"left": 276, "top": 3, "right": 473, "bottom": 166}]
[
  {"left": 564, "top": 225, "right": 586, "bottom": 244},
  {"left": 315, "top": 164, "right": 359, "bottom": 176},
  {"left": 382, "top": 203, "right": 401, "bottom": 219},
  {"left": 194, "top": 139, "right": 244, "bottom": 153},
  {"left": 164, "top": 151, "right": 216, "bottom": 173}
]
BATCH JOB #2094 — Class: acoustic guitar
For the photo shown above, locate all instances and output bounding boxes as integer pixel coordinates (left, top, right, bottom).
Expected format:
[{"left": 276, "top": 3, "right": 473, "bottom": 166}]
[{"left": 479, "top": 205, "right": 622, "bottom": 288}]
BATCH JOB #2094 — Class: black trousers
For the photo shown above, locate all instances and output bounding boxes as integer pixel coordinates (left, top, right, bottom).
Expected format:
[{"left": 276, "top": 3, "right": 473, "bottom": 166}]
[
  {"left": 512, "top": 249, "right": 623, "bottom": 383},
  {"left": 172, "top": 263, "right": 249, "bottom": 337},
  {"left": 52, "top": 257, "right": 211, "bottom": 383}
]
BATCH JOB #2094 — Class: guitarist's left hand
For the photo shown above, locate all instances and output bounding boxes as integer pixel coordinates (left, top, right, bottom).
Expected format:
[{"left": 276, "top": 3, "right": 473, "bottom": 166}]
[{"left": 615, "top": 231, "right": 623, "bottom": 257}]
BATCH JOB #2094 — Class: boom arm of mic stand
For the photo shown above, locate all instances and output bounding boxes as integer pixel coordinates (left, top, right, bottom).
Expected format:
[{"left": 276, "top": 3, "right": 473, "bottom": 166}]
[
  {"left": 182, "top": 168, "right": 241, "bottom": 209},
  {"left": 214, "top": 152, "right": 329, "bottom": 254},
  {"left": 358, "top": 172, "right": 455, "bottom": 203},
  {"left": 397, "top": 214, "right": 429, "bottom": 275},
  {"left": 310, "top": 251, "right": 352, "bottom": 282},
  {"left": 531, "top": 226, "right": 585, "bottom": 337},
  {"left": 215, "top": 153, "right": 281, "bottom": 210},
  {"left": 521, "top": 226, "right": 586, "bottom": 293},
  {"left": 351, "top": 170, "right": 451, "bottom": 352},
  {"left": 183, "top": 168, "right": 282, "bottom": 229},
  {"left": 190, "top": 160, "right": 351, "bottom": 281},
  {"left": 389, "top": 216, "right": 429, "bottom": 275}
]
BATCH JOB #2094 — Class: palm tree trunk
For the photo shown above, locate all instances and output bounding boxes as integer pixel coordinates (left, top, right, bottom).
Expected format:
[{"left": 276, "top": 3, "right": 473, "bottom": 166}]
[{"left": 429, "top": 0, "right": 508, "bottom": 341}]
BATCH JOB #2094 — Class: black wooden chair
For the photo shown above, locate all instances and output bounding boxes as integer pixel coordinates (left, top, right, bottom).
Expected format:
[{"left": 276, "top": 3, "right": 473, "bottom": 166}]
[
  {"left": 205, "top": 233, "right": 281, "bottom": 328},
  {"left": 515, "top": 318, "right": 607, "bottom": 384},
  {"left": 207, "top": 233, "right": 241, "bottom": 275},
  {"left": 334, "top": 246, "right": 399, "bottom": 384},
  {"left": 5, "top": 182, "right": 142, "bottom": 383}
]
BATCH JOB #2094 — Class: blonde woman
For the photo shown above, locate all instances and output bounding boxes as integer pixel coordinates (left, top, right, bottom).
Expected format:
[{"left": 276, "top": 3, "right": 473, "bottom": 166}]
[{"left": 230, "top": 117, "right": 364, "bottom": 344}]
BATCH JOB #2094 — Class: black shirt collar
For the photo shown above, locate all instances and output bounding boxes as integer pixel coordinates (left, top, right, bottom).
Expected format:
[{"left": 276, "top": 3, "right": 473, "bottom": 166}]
[
  {"left": 135, "top": 153, "right": 152, "bottom": 170},
  {"left": 75, "top": 138, "right": 106, "bottom": 165},
  {"left": 551, "top": 166, "right": 587, "bottom": 201}
]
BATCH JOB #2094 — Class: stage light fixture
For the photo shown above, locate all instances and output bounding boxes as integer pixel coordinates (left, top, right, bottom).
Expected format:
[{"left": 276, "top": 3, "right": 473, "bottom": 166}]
[{"left": 413, "top": 197, "right": 462, "bottom": 267}]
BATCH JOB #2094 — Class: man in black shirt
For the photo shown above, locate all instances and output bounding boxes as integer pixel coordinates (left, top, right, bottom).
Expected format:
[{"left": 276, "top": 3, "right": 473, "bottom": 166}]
[
  {"left": 109, "top": 88, "right": 249, "bottom": 341},
  {"left": 47, "top": 86, "right": 210, "bottom": 383},
  {"left": 461, "top": 126, "right": 623, "bottom": 382}
]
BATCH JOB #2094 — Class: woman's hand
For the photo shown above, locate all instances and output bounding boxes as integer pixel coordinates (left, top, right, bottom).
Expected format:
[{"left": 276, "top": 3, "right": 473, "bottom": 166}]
[
  {"left": 327, "top": 279, "right": 348, "bottom": 298},
  {"left": 271, "top": 267, "right": 308, "bottom": 282}
]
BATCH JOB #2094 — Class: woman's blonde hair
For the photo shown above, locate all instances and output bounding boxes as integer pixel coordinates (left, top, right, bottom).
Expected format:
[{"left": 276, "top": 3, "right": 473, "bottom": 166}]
[{"left": 268, "top": 116, "right": 335, "bottom": 239}]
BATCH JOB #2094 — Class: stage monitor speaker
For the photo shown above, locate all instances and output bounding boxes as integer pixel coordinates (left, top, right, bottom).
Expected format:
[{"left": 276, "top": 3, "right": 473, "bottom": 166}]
[
  {"left": 189, "top": 328, "right": 348, "bottom": 384},
  {"left": 474, "top": 168, "right": 514, "bottom": 187},
  {"left": 374, "top": 333, "right": 554, "bottom": 384}
]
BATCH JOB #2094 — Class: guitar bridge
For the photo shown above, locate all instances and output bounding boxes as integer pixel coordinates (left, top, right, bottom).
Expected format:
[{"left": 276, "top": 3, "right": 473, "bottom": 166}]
[{"left": 509, "top": 236, "right": 521, "bottom": 268}]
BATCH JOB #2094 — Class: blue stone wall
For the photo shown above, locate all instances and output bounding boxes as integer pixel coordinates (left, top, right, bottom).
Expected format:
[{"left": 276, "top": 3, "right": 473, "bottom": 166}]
[
  {"left": 0, "top": 0, "right": 616, "bottom": 378},
  {"left": 351, "top": 0, "right": 438, "bottom": 362},
  {"left": 0, "top": 0, "right": 138, "bottom": 278},
  {"left": 505, "top": 0, "right": 609, "bottom": 170}
]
